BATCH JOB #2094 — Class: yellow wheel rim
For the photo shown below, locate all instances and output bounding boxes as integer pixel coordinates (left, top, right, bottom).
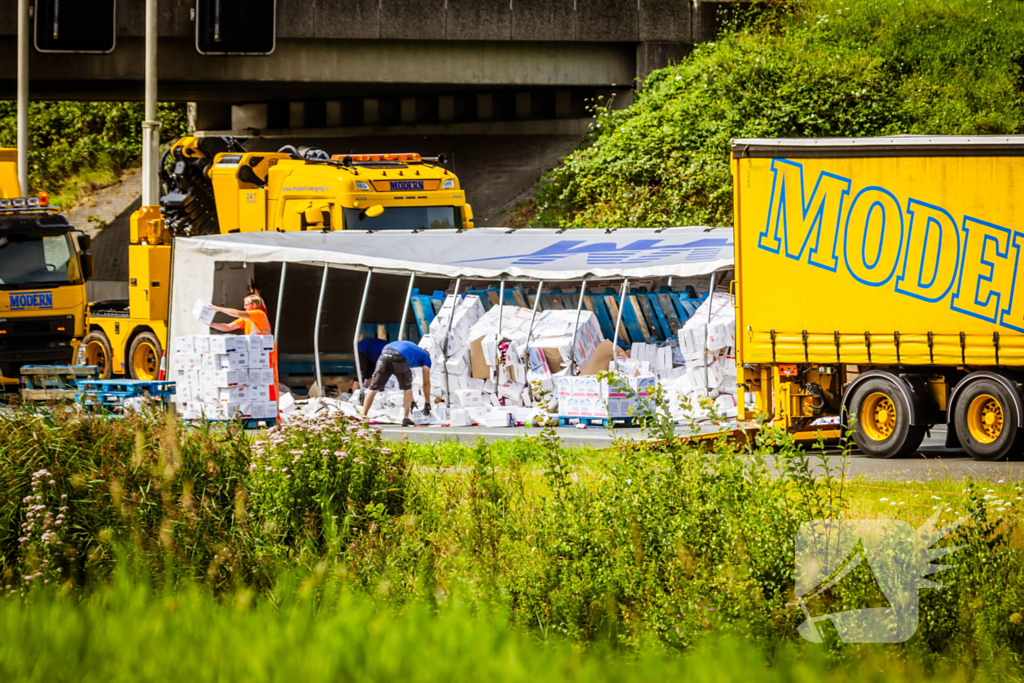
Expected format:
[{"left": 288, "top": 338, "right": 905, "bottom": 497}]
[
  {"left": 967, "top": 394, "right": 1003, "bottom": 444},
  {"left": 861, "top": 392, "right": 896, "bottom": 441},
  {"left": 85, "top": 341, "right": 108, "bottom": 376},
  {"left": 132, "top": 342, "right": 158, "bottom": 381}
]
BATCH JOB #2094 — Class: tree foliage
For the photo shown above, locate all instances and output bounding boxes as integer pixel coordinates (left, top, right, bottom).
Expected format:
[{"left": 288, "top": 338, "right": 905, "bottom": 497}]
[{"left": 0, "top": 101, "right": 188, "bottom": 200}]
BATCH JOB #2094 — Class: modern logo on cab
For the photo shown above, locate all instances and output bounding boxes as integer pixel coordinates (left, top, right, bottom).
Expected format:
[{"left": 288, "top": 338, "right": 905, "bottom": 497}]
[
  {"left": 758, "top": 158, "right": 1024, "bottom": 331},
  {"left": 8, "top": 291, "right": 53, "bottom": 310}
]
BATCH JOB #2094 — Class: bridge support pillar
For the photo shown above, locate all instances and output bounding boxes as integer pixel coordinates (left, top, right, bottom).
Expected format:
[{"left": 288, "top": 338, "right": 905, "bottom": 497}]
[{"left": 637, "top": 41, "right": 693, "bottom": 82}]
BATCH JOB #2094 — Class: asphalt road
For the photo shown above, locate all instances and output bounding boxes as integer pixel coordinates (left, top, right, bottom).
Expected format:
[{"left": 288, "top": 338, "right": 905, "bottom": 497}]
[{"left": 377, "top": 423, "right": 1024, "bottom": 482}]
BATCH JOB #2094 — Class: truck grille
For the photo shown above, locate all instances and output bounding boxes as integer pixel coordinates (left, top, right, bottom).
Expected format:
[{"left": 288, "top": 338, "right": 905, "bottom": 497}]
[{"left": 0, "top": 315, "right": 75, "bottom": 338}]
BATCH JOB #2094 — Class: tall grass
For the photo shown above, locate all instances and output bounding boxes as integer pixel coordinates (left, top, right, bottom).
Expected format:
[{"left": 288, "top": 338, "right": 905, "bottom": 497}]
[
  {"left": 0, "top": 570, "right": 993, "bottom": 683},
  {"left": 1, "top": 407, "right": 1022, "bottom": 676}
]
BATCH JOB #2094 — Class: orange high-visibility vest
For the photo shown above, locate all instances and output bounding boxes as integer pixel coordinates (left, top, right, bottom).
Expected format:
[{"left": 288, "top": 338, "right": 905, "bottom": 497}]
[{"left": 235, "top": 309, "right": 272, "bottom": 336}]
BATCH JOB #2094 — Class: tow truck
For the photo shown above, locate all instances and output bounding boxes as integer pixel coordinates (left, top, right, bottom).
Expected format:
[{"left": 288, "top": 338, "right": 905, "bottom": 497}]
[
  {"left": 0, "top": 148, "right": 94, "bottom": 386},
  {"left": 77, "top": 137, "right": 474, "bottom": 379}
]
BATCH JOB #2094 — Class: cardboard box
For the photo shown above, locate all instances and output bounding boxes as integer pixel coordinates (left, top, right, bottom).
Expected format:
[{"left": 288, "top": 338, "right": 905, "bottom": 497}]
[
  {"left": 631, "top": 376, "right": 656, "bottom": 397},
  {"left": 449, "top": 408, "right": 472, "bottom": 427},
  {"left": 208, "top": 335, "right": 242, "bottom": 354},
  {"left": 581, "top": 340, "right": 626, "bottom": 376},
  {"left": 453, "top": 389, "right": 483, "bottom": 407},
  {"left": 571, "top": 376, "right": 600, "bottom": 398},
  {"left": 174, "top": 336, "right": 195, "bottom": 354},
  {"left": 484, "top": 409, "right": 515, "bottom": 427},
  {"left": 200, "top": 369, "right": 243, "bottom": 388},
  {"left": 219, "top": 350, "right": 249, "bottom": 371},
  {"left": 195, "top": 336, "right": 211, "bottom": 354},
  {"left": 248, "top": 351, "right": 272, "bottom": 369},
  {"left": 498, "top": 380, "right": 525, "bottom": 400},
  {"left": 554, "top": 376, "right": 573, "bottom": 399},
  {"left": 219, "top": 385, "right": 250, "bottom": 402},
  {"left": 193, "top": 300, "right": 216, "bottom": 326},
  {"left": 249, "top": 368, "right": 275, "bottom": 385}
]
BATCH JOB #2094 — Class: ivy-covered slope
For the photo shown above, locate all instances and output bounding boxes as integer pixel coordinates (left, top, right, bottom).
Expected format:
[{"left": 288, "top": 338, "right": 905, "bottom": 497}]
[
  {"left": 529, "top": 0, "right": 1024, "bottom": 229},
  {"left": 0, "top": 102, "right": 187, "bottom": 208}
]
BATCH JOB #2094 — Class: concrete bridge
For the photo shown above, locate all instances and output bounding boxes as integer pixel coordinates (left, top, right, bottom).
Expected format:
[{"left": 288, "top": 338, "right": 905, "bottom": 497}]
[
  {"left": 4, "top": 0, "right": 748, "bottom": 251},
  {"left": 1, "top": 0, "right": 747, "bottom": 132}
]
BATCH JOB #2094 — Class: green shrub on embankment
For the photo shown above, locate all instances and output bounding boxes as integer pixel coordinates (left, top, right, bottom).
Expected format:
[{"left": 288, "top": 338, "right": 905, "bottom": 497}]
[
  {"left": 0, "top": 408, "right": 1022, "bottom": 676},
  {"left": 0, "top": 101, "right": 188, "bottom": 208},
  {"left": 528, "top": 0, "right": 1024, "bottom": 229}
]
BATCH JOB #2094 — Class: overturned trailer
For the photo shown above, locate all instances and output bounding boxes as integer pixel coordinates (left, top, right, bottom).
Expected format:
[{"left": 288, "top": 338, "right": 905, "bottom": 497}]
[{"left": 168, "top": 228, "right": 736, "bottom": 422}]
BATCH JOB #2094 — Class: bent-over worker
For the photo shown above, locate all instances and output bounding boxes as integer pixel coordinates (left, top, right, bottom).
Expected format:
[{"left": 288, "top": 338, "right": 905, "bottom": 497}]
[
  {"left": 360, "top": 340, "right": 431, "bottom": 427},
  {"left": 357, "top": 336, "right": 389, "bottom": 389}
]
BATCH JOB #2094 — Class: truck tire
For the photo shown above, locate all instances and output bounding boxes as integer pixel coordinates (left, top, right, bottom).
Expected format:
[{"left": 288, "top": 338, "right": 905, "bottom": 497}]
[
  {"left": 78, "top": 331, "right": 113, "bottom": 380},
  {"left": 128, "top": 332, "right": 162, "bottom": 381},
  {"left": 953, "top": 379, "right": 1024, "bottom": 461},
  {"left": 847, "top": 377, "right": 925, "bottom": 458}
]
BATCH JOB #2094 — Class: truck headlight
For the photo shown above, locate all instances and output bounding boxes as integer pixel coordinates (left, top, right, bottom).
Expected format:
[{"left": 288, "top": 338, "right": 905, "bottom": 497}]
[
  {"left": 355, "top": 181, "right": 371, "bottom": 191},
  {"left": 442, "top": 179, "right": 455, "bottom": 189}
]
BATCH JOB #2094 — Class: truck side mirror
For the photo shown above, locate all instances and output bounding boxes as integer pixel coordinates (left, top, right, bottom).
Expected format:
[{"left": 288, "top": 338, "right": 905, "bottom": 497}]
[
  {"left": 77, "top": 234, "right": 92, "bottom": 251},
  {"left": 359, "top": 205, "right": 384, "bottom": 221},
  {"left": 81, "top": 254, "right": 94, "bottom": 281}
]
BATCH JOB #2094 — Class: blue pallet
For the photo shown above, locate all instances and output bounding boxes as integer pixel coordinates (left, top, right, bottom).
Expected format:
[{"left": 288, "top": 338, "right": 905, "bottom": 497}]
[
  {"left": 558, "top": 415, "right": 636, "bottom": 429},
  {"left": 76, "top": 379, "right": 175, "bottom": 408}
]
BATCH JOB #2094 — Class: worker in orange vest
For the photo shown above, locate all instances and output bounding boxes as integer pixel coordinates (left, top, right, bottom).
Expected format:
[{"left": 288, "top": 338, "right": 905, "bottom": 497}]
[
  {"left": 210, "top": 294, "right": 272, "bottom": 335},
  {"left": 209, "top": 294, "right": 279, "bottom": 411}
]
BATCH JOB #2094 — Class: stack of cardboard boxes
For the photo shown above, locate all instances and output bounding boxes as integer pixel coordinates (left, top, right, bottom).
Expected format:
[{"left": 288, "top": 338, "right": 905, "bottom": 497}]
[
  {"left": 555, "top": 374, "right": 657, "bottom": 423},
  {"left": 407, "top": 296, "right": 608, "bottom": 427},
  {"left": 661, "top": 291, "right": 742, "bottom": 422},
  {"left": 173, "top": 334, "right": 278, "bottom": 421}
]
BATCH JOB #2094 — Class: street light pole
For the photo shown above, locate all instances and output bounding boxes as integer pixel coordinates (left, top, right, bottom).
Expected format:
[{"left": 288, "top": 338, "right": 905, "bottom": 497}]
[
  {"left": 16, "top": 0, "right": 29, "bottom": 194},
  {"left": 141, "top": 0, "right": 161, "bottom": 207}
]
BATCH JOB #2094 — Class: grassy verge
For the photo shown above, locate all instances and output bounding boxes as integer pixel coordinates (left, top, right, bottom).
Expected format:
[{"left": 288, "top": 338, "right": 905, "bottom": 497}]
[
  {"left": 0, "top": 573, "right": 990, "bottom": 683},
  {"left": 0, "top": 408, "right": 1021, "bottom": 677}
]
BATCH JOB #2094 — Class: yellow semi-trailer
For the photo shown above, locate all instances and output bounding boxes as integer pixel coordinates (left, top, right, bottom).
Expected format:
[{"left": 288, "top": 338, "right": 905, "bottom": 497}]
[{"left": 732, "top": 136, "right": 1024, "bottom": 461}]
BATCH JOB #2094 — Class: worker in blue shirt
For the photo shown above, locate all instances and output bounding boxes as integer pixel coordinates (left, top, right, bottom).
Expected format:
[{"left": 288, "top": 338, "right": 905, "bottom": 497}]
[
  {"left": 361, "top": 340, "right": 432, "bottom": 426},
  {"left": 356, "top": 337, "right": 389, "bottom": 387}
]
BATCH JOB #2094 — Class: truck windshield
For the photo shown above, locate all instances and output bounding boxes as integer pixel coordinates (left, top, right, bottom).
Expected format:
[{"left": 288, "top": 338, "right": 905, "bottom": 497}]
[
  {"left": 0, "top": 233, "right": 81, "bottom": 289},
  {"left": 343, "top": 206, "right": 461, "bottom": 231}
]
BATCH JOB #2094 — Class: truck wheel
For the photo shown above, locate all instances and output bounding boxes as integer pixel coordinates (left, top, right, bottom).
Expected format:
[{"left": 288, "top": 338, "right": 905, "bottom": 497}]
[
  {"left": 954, "top": 379, "right": 1024, "bottom": 461},
  {"left": 78, "top": 331, "right": 113, "bottom": 380},
  {"left": 848, "top": 378, "right": 925, "bottom": 458},
  {"left": 128, "top": 332, "right": 162, "bottom": 381}
]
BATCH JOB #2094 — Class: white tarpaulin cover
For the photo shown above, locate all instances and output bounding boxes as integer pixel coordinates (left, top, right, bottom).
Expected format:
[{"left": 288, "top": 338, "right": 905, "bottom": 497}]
[{"left": 169, "top": 227, "right": 734, "bottom": 340}]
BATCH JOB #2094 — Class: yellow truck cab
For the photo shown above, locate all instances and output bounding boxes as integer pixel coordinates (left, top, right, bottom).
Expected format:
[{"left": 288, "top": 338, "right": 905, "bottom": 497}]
[
  {"left": 163, "top": 139, "right": 474, "bottom": 235},
  {"left": 0, "top": 151, "right": 93, "bottom": 382}
]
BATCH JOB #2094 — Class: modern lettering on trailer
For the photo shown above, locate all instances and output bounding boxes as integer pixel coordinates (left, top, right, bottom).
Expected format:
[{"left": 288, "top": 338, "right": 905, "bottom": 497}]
[{"left": 756, "top": 158, "right": 1024, "bottom": 333}]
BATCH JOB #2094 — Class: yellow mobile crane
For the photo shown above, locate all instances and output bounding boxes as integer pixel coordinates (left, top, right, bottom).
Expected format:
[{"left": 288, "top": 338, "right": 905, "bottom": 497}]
[{"left": 79, "top": 137, "right": 475, "bottom": 379}]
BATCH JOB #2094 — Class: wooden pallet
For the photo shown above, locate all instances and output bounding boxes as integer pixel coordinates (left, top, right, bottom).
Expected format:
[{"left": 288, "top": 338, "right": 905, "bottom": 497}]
[{"left": 20, "top": 365, "right": 99, "bottom": 401}]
